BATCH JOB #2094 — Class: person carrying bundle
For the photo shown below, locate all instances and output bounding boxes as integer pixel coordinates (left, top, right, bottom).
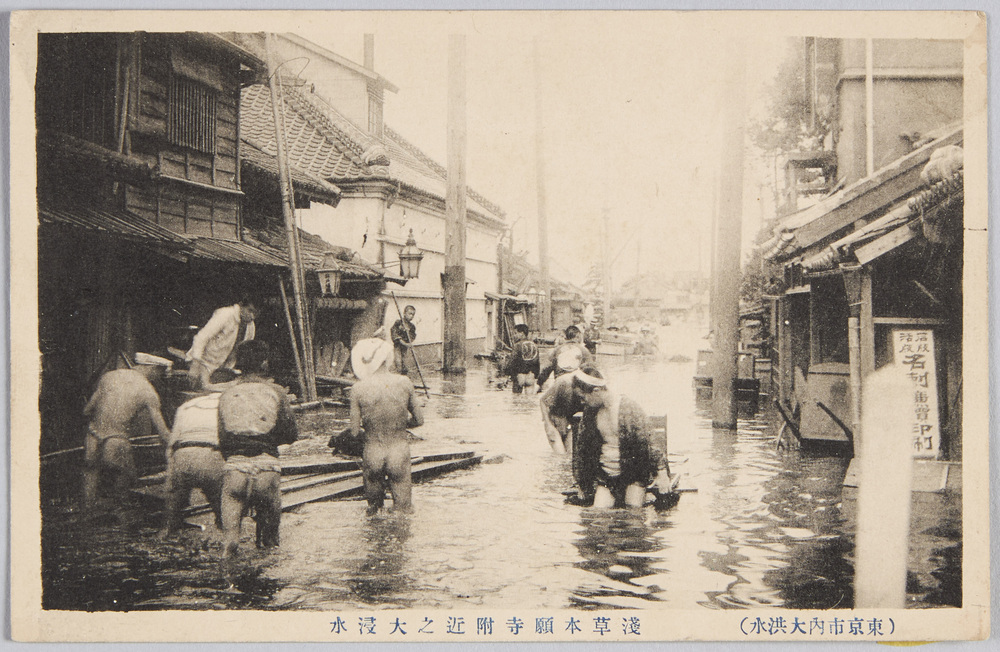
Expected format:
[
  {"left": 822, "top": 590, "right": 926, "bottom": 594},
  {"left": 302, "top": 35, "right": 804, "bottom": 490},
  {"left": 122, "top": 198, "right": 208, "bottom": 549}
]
[
  {"left": 160, "top": 369, "right": 238, "bottom": 538},
  {"left": 216, "top": 341, "right": 297, "bottom": 556},
  {"left": 507, "top": 323, "right": 540, "bottom": 394}
]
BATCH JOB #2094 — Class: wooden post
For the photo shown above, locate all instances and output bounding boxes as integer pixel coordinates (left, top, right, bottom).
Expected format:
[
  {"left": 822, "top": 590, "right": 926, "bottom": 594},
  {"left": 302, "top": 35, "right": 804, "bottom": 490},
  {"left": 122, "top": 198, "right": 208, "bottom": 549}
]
[
  {"left": 711, "top": 42, "right": 746, "bottom": 430},
  {"left": 279, "top": 278, "right": 307, "bottom": 396},
  {"left": 602, "top": 206, "right": 612, "bottom": 329},
  {"left": 266, "top": 33, "right": 317, "bottom": 400},
  {"left": 855, "top": 366, "right": 913, "bottom": 608},
  {"left": 534, "top": 41, "right": 552, "bottom": 332},
  {"left": 442, "top": 34, "right": 467, "bottom": 374}
]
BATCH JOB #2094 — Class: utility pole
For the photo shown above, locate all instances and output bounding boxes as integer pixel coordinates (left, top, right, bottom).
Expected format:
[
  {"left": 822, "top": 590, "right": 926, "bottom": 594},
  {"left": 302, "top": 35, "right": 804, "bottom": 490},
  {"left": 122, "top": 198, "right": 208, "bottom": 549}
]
[
  {"left": 534, "top": 41, "right": 552, "bottom": 331},
  {"left": 711, "top": 41, "right": 747, "bottom": 429},
  {"left": 266, "top": 33, "right": 316, "bottom": 401},
  {"left": 442, "top": 34, "right": 467, "bottom": 374},
  {"left": 634, "top": 236, "right": 641, "bottom": 314},
  {"left": 602, "top": 206, "right": 612, "bottom": 329}
]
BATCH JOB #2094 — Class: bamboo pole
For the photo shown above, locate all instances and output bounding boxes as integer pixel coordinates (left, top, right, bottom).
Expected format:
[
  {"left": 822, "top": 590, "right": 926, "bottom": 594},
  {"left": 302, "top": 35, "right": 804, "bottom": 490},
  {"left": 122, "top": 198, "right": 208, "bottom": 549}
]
[
  {"left": 266, "top": 33, "right": 317, "bottom": 400},
  {"left": 279, "top": 278, "right": 307, "bottom": 398}
]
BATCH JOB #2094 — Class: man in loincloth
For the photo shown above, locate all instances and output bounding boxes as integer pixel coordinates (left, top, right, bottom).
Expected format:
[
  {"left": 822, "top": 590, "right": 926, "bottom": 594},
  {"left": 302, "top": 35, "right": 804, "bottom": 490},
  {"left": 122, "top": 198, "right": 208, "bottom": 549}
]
[
  {"left": 571, "top": 365, "right": 674, "bottom": 508},
  {"left": 217, "top": 341, "right": 298, "bottom": 557},
  {"left": 350, "top": 338, "right": 424, "bottom": 515},
  {"left": 537, "top": 324, "right": 592, "bottom": 387},
  {"left": 83, "top": 366, "right": 171, "bottom": 518},
  {"left": 160, "top": 369, "right": 238, "bottom": 538},
  {"left": 507, "top": 323, "right": 540, "bottom": 394}
]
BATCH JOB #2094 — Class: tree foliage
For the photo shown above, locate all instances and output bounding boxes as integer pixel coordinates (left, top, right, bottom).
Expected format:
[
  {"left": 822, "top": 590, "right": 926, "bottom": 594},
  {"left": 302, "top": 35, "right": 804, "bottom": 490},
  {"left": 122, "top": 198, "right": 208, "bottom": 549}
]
[{"left": 749, "top": 38, "right": 832, "bottom": 157}]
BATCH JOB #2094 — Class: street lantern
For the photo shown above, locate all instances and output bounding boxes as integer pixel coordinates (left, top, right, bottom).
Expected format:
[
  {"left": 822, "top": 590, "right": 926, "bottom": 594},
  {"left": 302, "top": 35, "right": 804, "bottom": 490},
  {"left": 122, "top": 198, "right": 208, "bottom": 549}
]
[
  {"left": 316, "top": 253, "right": 343, "bottom": 296},
  {"left": 398, "top": 229, "right": 424, "bottom": 279}
]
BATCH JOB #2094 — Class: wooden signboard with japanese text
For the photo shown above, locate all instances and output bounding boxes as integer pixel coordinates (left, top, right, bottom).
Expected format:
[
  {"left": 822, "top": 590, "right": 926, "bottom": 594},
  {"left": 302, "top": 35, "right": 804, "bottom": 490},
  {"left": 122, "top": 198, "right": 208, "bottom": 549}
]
[{"left": 891, "top": 329, "right": 940, "bottom": 459}]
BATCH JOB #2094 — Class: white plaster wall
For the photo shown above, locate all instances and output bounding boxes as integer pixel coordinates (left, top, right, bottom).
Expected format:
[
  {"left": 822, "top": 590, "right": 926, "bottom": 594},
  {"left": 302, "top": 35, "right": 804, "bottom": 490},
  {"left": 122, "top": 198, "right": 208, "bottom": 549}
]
[
  {"left": 300, "top": 194, "right": 502, "bottom": 354},
  {"left": 273, "top": 38, "right": 371, "bottom": 133}
]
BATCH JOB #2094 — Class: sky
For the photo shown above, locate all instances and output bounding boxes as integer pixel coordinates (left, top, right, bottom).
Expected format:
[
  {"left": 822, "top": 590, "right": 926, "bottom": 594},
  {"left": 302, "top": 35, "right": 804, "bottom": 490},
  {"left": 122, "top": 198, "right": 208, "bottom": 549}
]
[{"left": 297, "top": 16, "right": 789, "bottom": 289}]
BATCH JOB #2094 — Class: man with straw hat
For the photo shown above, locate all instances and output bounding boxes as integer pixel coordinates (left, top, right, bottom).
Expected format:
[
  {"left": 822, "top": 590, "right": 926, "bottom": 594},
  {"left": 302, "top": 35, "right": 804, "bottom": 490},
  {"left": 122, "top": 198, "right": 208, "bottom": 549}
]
[
  {"left": 571, "top": 365, "right": 675, "bottom": 508},
  {"left": 350, "top": 337, "right": 424, "bottom": 515}
]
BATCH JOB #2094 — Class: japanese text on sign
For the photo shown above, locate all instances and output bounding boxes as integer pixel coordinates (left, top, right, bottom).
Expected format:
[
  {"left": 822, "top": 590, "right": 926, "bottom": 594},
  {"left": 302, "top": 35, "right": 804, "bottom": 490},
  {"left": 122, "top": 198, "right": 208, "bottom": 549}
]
[{"left": 891, "top": 330, "right": 940, "bottom": 458}]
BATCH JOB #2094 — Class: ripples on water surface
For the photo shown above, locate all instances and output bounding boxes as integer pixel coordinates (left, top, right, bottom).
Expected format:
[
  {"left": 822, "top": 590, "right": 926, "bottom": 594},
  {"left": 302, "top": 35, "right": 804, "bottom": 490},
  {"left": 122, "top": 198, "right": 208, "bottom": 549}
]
[{"left": 41, "top": 326, "right": 961, "bottom": 610}]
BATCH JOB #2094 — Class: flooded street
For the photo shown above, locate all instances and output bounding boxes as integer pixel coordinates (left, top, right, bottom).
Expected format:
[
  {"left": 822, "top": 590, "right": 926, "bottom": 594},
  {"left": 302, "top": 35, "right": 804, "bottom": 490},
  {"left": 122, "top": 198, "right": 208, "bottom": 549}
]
[{"left": 42, "top": 325, "right": 960, "bottom": 612}]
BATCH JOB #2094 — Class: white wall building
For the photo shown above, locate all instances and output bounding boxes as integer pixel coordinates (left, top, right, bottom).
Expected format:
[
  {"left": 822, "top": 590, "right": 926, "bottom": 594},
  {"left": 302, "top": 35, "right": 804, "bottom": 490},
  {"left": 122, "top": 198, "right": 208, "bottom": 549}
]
[{"left": 231, "top": 32, "right": 507, "bottom": 366}]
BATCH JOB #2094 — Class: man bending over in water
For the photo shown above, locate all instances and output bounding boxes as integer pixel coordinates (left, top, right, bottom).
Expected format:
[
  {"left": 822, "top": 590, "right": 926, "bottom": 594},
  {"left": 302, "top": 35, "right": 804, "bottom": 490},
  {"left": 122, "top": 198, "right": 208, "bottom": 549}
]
[
  {"left": 83, "top": 366, "right": 171, "bottom": 519},
  {"left": 572, "top": 365, "right": 675, "bottom": 508},
  {"left": 350, "top": 338, "right": 424, "bottom": 515}
]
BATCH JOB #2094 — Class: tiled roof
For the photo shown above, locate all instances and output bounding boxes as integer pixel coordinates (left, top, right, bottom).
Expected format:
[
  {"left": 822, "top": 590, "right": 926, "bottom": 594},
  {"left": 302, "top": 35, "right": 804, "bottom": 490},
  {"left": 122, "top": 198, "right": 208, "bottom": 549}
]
[
  {"left": 244, "top": 225, "right": 383, "bottom": 279},
  {"left": 240, "top": 82, "right": 506, "bottom": 225},
  {"left": 241, "top": 84, "right": 375, "bottom": 181},
  {"left": 183, "top": 235, "right": 289, "bottom": 267},
  {"left": 240, "top": 140, "right": 341, "bottom": 205},
  {"left": 383, "top": 126, "right": 506, "bottom": 221}
]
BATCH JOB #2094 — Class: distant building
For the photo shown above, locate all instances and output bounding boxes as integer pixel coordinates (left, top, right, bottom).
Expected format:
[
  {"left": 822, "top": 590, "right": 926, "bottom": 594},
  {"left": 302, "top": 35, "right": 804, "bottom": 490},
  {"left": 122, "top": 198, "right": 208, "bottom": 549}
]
[{"left": 498, "top": 246, "right": 589, "bottom": 334}]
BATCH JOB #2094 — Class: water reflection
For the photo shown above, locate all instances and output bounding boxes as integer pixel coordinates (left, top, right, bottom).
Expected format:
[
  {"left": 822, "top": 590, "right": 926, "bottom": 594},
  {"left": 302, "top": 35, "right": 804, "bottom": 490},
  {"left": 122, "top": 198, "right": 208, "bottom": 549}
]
[
  {"left": 348, "top": 514, "right": 413, "bottom": 605},
  {"left": 571, "top": 508, "right": 667, "bottom": 609}
]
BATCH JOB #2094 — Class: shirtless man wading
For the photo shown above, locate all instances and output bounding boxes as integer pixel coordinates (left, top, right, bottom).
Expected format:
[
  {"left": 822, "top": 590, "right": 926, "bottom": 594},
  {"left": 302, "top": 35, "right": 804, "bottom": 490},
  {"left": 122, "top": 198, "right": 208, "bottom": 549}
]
[
  {"left": 350, "top": 338, "right": 424, "bottom": 515},
  {"left": 83, "top": 367, "right": 171, "bottom": 517}
]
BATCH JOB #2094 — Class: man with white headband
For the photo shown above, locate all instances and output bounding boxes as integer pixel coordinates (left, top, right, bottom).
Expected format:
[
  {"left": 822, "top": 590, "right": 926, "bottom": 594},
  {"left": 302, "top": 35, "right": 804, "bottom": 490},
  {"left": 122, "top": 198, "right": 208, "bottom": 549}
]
[
  {"left": 571, "top": 365, "right": 673, "bottom": 508},
  {"left": 350, "top": 337, "right": 424, "bottom": 515}
]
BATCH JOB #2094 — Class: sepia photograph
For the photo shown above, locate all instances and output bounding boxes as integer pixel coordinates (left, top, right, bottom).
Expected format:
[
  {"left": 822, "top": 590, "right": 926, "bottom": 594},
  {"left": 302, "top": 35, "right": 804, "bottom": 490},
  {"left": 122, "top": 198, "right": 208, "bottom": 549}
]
[{"left": 8, "top": 9, "right": 990, "bottom": 642}]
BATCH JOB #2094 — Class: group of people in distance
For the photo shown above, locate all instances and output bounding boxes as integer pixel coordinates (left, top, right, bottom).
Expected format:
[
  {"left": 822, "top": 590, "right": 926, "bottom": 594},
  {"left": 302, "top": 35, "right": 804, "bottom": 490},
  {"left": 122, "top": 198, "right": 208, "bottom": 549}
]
[{"left": 82, "top": 299, "right": 426, "bottom": 560}]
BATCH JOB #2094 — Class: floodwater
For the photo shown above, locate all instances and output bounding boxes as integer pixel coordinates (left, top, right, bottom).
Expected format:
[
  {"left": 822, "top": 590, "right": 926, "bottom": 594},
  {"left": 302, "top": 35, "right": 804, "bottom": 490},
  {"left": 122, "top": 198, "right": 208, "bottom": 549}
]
[{"left": 41, "top": 324, "right": 961, "bottom": 611}]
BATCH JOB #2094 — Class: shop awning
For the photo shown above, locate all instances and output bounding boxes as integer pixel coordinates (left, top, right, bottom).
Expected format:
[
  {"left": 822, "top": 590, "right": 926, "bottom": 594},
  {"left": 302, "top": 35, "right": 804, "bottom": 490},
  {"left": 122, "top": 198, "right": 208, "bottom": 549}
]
[{"left": 39, "top": 202, "right": 189, "bottom": 247}]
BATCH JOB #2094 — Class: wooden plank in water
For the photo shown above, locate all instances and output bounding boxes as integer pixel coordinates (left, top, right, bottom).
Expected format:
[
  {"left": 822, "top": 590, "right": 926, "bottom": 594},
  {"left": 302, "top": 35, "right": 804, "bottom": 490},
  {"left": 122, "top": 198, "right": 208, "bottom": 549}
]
[
  {"left": 280, "top": 454, "right": 483, "bottom": 511},
  {"left": 134, "top": 451, "right": 483, "bottom": 519}
]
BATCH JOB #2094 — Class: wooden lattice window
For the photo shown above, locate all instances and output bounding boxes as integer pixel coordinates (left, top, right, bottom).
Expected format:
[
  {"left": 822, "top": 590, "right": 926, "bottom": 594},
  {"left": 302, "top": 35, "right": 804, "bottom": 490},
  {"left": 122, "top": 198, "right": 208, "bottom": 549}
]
[{"left": 167, "top": 77, "right": 217, "bottom": 154}]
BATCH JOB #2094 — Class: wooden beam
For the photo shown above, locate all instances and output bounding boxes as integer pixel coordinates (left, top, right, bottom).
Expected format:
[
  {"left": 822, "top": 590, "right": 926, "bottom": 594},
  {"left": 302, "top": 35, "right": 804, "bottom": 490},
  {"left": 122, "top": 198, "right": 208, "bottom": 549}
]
[
  {"left": 854, "top": 221, "right": 920, "bottom": 265},
  {"left": 859, "top": 268, "right": 875, "bottom": 379},
  {"left": 787, "top": 129, "right": 962, "bottom": 253},
  {"left": 872, "top": 317, "right": 948, "bottom": 325}
]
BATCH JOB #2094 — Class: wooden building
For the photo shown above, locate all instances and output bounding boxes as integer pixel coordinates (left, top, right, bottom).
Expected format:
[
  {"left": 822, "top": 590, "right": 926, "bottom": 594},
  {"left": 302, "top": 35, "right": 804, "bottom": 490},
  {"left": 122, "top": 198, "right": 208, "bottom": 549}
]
[
  {"left": 35, "top": 32, "right": 385, "bottom": 462},
  {"left": 759, "top": 38, "right": 964, "bottom": 459}
]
